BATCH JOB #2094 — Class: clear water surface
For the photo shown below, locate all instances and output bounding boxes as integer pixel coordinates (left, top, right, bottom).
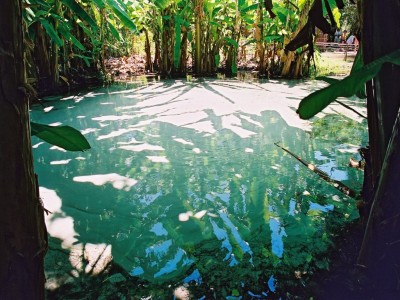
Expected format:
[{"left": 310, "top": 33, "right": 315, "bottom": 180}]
[{"left": 31, "top": 77, "right": 368, "bottom": 298}]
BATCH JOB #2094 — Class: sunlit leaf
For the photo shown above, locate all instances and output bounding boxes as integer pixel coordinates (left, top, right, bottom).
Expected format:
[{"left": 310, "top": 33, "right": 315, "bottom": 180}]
[
  {"left": 297, "top": 48, "right": 400, "bottom": 119},
  {"left": 31, "top": 122, "right": 91, "bottom": 152},
  {"left": 154, "top": 0, "right": 170, "bottom": 10},
  {"left": 224, "top": 37, "right": 238, "bottom": 48},
  {"left": 240, "top": 4, "right": 258, "bottom": 15},
  {"left": 106, "top": 0, "right": 137, "bottom": 32},
  {"left": 62, "top": 0, "right": 98, "bottom": 28},
  {"left": 107, "top": 21, "right": 121, "bottom": 41},
  {"left": 264, "top": 35, "right": 283, "bottom": 43},
  {"left": 92, "top": 0, "right": 106, "bottom": 9}
]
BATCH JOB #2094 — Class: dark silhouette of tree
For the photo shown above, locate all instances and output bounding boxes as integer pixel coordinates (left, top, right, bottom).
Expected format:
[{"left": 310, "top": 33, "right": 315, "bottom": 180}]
[
  {"left": 0, "top": 0, "right": 47, "bottom": 298},
  {"left": 357, "top": 0, "right": 400, "bottom": 297}
]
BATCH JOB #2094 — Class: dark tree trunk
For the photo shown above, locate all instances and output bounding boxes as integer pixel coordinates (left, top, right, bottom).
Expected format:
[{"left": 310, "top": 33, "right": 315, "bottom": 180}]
[
  {"left": 357, "top": 0, "right": 400, "bottom": 296},
  {"left": 194, "top": 0, "right": 203, "bottom": 75},
  {"left": 179, "top": 30, "right": 188, "bottom": 74},
  {"left": 153, "top": 30, "right": 161, "bottom": 72},
  {"left": 0, "top": 0, "right": 47, "bottom": 299},
  {"left": 144, "top": 28, "right": 153, "bottom": 72},
  {"left": 161, "top": 8, "right": 173, "bottom": 77}
]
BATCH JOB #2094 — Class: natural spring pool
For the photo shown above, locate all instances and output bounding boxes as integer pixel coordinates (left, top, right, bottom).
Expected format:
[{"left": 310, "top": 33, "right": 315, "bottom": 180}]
[{"left": 31, "top": 78, "right": 368, "bottom": 299}]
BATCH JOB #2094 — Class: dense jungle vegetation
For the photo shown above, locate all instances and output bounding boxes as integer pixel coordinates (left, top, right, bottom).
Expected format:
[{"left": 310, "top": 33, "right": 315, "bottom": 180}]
[
  {"left": 1, "top": 0, "right": 400, "bottom": 298},
  {"left": 23, "top": 0, "right": 354, "bottom": 96}
]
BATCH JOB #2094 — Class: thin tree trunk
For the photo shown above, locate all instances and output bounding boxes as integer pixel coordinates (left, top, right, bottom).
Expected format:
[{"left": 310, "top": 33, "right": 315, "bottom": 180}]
[
  {"left": 153, "top": 27, "right": 161, "bottom": 71},
  {"left": 0, "top": 0, "right": 47, "bottom": 299},
  {"left": 144, "top": 28, "right": 153, "bottom": 72},
  {"left": 255, "top": 5, "right": 266, "bottom": 75},
  {"left": 194, "top": 0, "right": 203, "bottom": 75},
  {"left": 51, "top": 0, "right": 61, "bottom": 90},
  {"left": 179, "top": 30, "right": 188, "bottom": 74}
]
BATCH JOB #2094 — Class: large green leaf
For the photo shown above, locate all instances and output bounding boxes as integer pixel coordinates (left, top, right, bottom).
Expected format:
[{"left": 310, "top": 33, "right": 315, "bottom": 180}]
[
  {"left": 62, "top": 0, "right": 98, "bottom": 29},
  {"left": 106, "top": 0, "right": 137, "bottom": 32},
  {"left": 31, "top": 122, "right": 91, "bottom": 151},
  {"left": 39, "top": 19, "right": 63, "bottom": 46},
  {"left": 350, "top": 48, "right": 367, "bottom": 98},
  {"left": 224, "top": 37, "right": 239, "bottom": 48},
  {"left": 264, "top": 35, "right": 283, "bottom": 43},
  {"left": 92, "top": 0, "right": 106, "bottom": 9},
  {"left": 240, "top": 4, "right": 258, "bottom": 15},
  {"left": 58, "top": 23, "right": 86, "bottom": 50},
  {"left": 154, "top": 0, "right": 170, "bottom": 10},
  {"left": 297, "top": 48, "right": 400, "bottom": 119},
  {"left": 316, "top": 49, "right": 366, "bottom": 97},
  {"left": 107, "top": 21, "right": 122, "bottom": 41}
]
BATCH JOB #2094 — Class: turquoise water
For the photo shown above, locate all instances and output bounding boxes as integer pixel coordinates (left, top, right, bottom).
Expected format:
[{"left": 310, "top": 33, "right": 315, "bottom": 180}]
[{"left": 31, "top": 78, "right": 367, "bottom": 298}]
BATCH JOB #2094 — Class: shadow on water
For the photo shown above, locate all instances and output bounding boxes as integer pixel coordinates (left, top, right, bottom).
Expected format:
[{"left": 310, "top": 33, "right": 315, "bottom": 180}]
[{"left": 31, "top": 77, "right": 368, "bottom": 299}]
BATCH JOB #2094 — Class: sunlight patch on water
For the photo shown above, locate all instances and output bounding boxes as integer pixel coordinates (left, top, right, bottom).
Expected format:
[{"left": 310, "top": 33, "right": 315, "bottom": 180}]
[
  {"left": 97, "top": 128, "right": 137, "bottom": 140},
  {"left": 146, "top": 156, "right": 169, "bottom": 163},
  {"left": 173, "top": 137, "right": 194, "bottom": 145},
  {"left": 119, "top": 143, "right": 164, "bottom": 152},
  {"left": 50, "top": 159, "right": 72, "bottom": 165},
  {"left": 32, "top": 141, "right": 44, "bottom": 148},
  {"left": 40, "top": 187, "right": 77, "bottom": 248},
  {"left": 221, "top": 115, "right": 257, "bottom": 138},
  {"left": 179, "top": 211, "right": 193, "bottom": 222},
  {"left": 73, "top": 173, "right": 138, "bottom": 191},
  {"left": 183, "top": 120, "right": 216, "bottom": 134},
  {"left": 81, "top": 128, "right": 98, "bottom": 135},
  {"left": 40, "top": 187, "right": 113, "bottom": 278},
  {"left": 192, "top": 147, "right": 201, "bottom": 153},
  {"left": 50, "top": 145, "right": 67, "bottom": 152},
  {"left": 44, "top": 106, "right": 54, "bottom": 112},
  {"left": 92, "top": 115, "right": 134, "bottom": 121}
]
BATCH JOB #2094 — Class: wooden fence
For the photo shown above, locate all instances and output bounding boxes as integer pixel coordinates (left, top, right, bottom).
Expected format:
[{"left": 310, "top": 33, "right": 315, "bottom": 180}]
[{"left": 315, "top": 42, "right": 359, "bottom": 52}]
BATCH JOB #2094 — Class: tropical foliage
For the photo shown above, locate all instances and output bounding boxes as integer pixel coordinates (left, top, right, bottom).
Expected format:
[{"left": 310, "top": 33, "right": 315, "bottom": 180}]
[{"left": 22, "top": 0, "right": 346, "bottom": 89}]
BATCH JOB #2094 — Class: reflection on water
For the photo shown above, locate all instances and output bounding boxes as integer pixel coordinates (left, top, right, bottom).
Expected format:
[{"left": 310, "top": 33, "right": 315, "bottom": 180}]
[{"left": 31, "top": 78, "right": 367, "bottom": 298}]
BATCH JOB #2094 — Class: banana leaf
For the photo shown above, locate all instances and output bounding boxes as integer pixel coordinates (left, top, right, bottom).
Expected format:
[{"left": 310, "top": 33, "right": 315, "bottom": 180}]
[
  {"left": 107, "top": 21, "right": 122, "bottom": 41},
  {"left": 106, "top": 0, "right": 137, "bottom": 32},
  {"left": 316, "top": 49, "right": 366, "bottom": 99},
  {"left": 39, "top": 19, "right": 63, "bottom": 46},
  {"left": 62, "top": 0, "right": 98, "bottom": 29},
  {"left": 224, "top": 37, "right": 239, "bottom": 48},
  {"left": 58, "top": 23, "right": 86, "bottom": 50},
  {"left": 297, "top": 48, "right": 400, "bottom": 119},
  {"left": 92, "top": 0, "right": 106, "bottom": 9},
  {"left": 240, "top": 4, "right": 258, "bottom": 15},
  {"left": 31, "top": 122, "right": 91, "bottom": 151}
]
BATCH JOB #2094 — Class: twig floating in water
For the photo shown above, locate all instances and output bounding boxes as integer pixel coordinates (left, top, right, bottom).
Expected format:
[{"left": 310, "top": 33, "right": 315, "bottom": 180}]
[{"left": 274, "top": 142, "right": 360, "bottom": 199}]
